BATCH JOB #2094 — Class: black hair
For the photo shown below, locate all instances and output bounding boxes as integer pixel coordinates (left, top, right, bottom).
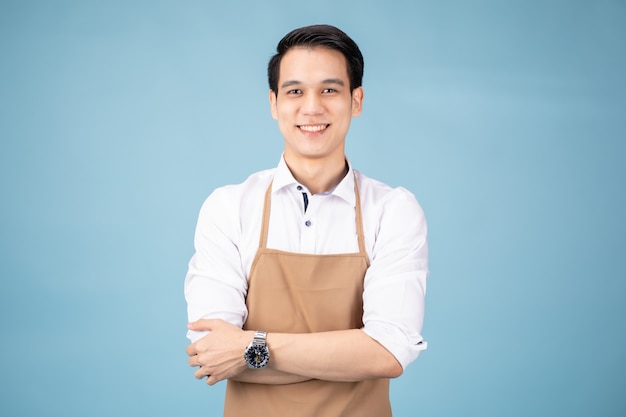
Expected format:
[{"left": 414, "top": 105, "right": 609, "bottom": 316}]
[{"left": 267, "top": 24, "right": 364, "bottom": 95}]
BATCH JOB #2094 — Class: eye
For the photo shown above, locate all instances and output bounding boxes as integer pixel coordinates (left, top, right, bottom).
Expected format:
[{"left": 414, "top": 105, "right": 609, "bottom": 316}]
[
  {"left": 322, "top": 88, "right": 337, "bottom": 94},
  {"left": 287, "top": 89, "right": 302, "bottom": 95}
]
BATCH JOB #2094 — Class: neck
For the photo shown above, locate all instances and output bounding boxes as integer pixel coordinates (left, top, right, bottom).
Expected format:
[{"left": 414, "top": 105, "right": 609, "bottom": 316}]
[{"left": 283, "top": 154, "right": 348, "bottom": 195}]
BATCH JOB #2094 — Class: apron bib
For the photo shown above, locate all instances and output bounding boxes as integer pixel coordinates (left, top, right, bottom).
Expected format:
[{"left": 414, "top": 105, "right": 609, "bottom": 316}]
[{"left": 225, "top": 176, "right": 391, "bottom": 417}]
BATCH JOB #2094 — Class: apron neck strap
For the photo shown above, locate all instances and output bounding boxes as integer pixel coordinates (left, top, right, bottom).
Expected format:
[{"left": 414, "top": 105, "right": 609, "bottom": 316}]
[
  {"left": 353, "top": 173, "right": 368, "bottom": 257},
  {"left": 259, "top": 181, "right": 273, "bottom": 249}
]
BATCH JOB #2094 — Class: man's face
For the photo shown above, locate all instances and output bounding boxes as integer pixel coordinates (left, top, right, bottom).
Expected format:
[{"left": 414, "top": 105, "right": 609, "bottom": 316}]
[{"left": 270, "top": 47, "right": 363, "bottom": 166}]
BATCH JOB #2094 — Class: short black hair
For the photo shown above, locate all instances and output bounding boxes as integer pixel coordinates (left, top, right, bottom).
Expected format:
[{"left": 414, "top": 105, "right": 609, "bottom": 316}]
[{"left": 267, "top": 24, "right": 364, "bottom": 95}]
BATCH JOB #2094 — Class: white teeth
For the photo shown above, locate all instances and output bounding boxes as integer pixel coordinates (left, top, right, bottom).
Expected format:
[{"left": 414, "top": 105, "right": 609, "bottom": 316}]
[{"left": 300, "top": 125, "right": 327, "bottom": 132}]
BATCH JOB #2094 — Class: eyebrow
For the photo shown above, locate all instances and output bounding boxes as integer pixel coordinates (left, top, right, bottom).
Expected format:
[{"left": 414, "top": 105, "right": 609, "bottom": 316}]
[
  {"left": 280, "top": 78, "right": 345, "bottom": 89},
  {"left": 322, "top": 78, "right": 345, "bottom": 86}
]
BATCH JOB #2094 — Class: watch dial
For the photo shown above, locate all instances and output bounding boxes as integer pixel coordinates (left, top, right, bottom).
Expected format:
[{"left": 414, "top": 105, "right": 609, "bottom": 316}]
[{"left": 246, "top": 346, "right": 269, "bottom": 368}]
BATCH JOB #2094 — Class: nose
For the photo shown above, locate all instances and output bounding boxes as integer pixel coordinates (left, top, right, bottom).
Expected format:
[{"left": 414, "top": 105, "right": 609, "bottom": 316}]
[{"left": 301, "top": 92, "right": 323, "bottom": 115}]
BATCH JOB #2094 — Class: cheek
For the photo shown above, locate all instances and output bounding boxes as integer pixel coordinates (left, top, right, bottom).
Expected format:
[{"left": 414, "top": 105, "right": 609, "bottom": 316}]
[{"left": 273, "top": 103, "right": 290, "bottom": 119}]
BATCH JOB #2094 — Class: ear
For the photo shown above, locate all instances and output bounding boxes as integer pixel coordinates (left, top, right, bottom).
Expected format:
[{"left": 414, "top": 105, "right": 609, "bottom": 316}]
[
  {"left": 351, "top": 87, "right": 364, "bottom": 117},
  {"left": 269, "top": 90, "right": 278, "bottom": 120}
]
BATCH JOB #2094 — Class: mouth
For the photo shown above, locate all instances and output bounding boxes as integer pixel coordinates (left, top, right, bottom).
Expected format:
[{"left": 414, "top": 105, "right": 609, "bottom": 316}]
[{"left": 298, "top": 124, "right": 330, "bottom": 133}]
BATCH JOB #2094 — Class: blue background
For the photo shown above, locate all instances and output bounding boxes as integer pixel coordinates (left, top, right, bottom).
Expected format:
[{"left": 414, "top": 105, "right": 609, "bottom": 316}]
[{"left": 1, "top": 1, "right": 625, "bottom": 416}]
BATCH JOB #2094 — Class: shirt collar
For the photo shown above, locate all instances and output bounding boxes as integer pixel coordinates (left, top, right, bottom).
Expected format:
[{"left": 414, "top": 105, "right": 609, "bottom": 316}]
[{"left": 272, "top": 154, "right": 356, "bottom": 207}]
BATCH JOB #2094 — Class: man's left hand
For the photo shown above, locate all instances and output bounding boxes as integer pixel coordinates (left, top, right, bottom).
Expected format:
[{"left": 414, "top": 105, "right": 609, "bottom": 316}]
[{"left": 186, "top": 319, "right": 252, "bottom": 385}]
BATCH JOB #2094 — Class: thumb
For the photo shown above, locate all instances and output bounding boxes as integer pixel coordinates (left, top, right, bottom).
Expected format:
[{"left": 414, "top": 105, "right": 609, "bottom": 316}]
[{"left": 187, "top": 318, "right": 218, "bottom": 331}]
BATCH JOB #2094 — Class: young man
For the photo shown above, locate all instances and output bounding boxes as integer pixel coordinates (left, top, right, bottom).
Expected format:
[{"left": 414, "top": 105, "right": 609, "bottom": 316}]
[{"left": 185, "top": 24, "right": 428, "bottom": 417}]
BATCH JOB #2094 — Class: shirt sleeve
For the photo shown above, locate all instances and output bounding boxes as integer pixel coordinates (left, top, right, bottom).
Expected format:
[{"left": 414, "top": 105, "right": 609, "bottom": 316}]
[
  {"left": 184, "top": 187, "right": 248, "bottom": 342},
  {"left": 361, "top": 187, "right": 429, "bottom": 370}
]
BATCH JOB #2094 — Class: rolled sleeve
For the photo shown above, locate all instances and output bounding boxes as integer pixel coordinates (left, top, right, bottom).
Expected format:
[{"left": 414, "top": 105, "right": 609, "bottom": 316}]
[
  {"left": 361, "top": 187, "right": 429, "bottom": 370},
  {"left": 184, "top": 188, "right": 248, "bottom": 341}
]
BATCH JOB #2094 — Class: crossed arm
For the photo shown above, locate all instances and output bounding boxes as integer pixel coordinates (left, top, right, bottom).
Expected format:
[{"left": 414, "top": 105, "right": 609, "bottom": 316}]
[
  {"left": 185, "top": 185, "right": 428, "bottom": 386},
  {"left": 186, "top": 319, "right": 402, "bottom": 386}
]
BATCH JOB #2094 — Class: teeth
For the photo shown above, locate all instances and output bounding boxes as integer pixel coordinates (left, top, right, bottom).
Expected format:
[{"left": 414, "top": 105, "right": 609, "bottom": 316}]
[{"left": 300, "top": 125, "right": 327, "bottom": 132}]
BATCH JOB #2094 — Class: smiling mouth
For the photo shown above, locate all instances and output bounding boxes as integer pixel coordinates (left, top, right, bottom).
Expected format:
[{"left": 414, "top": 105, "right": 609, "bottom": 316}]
[{"left": 298, "top": 124, "right": 329, "bottom": 133}]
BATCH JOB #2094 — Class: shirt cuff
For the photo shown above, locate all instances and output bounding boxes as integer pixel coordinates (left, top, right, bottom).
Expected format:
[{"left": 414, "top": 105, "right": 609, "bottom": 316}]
[{"left": 363, "top": 321, "right": 427, "bottom": 370}]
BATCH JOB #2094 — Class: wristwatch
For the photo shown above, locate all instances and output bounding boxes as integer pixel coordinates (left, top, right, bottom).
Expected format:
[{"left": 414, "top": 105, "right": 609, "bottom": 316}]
[{"left": 244, "top": 330, "right": 270, "bottom": 369}]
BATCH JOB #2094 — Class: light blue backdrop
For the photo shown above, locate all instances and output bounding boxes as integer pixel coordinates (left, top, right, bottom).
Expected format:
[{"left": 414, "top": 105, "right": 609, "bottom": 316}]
[{"left": 1, "top": 1, "right": 624, "bottom": 416}]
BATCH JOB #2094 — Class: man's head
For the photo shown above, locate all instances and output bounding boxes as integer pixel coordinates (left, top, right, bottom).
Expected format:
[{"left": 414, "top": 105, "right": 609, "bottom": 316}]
[
  {"left": 268, "top": 24, "right": 364, "bottom": 96},
  {"left": 268, "top": 25, "right": 365, "bottom": 171}
]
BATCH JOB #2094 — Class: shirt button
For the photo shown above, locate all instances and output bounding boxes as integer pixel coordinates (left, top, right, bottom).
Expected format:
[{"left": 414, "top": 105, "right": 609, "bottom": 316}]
[
  {"left": 305, "top": 220, "right": 312, "bottom": 227},
  {"left": 297, "top": 185, "right": 303, "bottom": 191}
]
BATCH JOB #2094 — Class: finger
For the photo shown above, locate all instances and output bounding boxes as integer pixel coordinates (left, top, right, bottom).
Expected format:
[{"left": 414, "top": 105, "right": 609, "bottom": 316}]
[
  {"left": 187, "top": 318, "right": 218, "bottom": 332},
  {"left": 186, "top": 344, "right": 197, "bottom": 356},
  {"left": 188, "top": 355, "right": 198, "bottom": 367},
  {"left": 189, "top": 351, "right": 211, "bottom": 369},
  {"left": 195, "top": 366, "right": 211, "bottom": 380},
  {"left": 206, "top": 373, "right": 221, "bottom": 386}
]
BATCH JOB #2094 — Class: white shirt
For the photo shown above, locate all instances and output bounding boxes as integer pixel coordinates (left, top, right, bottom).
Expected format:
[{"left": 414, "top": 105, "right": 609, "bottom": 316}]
[{"left": 184, "top": 156, "right": 429, "bottom": 370}]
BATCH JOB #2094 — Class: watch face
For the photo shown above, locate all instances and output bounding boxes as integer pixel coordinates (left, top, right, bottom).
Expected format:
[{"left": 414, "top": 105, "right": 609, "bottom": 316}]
[{"left": 245, "top": 345, "right": 270, "bottom": 369}]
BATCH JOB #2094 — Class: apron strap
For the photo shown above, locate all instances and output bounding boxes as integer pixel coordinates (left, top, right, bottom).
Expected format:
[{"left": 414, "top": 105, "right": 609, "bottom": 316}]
[
  {"left": 259, "top": 180, "right": 273, "bottom": 249},
  {"left": 353, "top": 172, "right": 370, "bottom": 265}
]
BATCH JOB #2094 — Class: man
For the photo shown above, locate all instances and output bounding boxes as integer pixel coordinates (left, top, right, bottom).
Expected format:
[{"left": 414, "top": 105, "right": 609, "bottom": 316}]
[{"left": 185, "top": 24, "right": 428, "bottom": 417}]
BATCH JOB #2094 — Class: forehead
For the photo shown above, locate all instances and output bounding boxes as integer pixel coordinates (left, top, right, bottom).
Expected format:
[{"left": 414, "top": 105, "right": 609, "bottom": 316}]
[{"left": 278, "top": 47, "right": 349, "bottom": 85}]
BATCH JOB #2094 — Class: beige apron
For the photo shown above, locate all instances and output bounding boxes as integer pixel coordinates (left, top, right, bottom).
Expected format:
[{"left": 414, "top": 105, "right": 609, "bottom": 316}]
[{"left": 224, "top": 177, "right": 391, "bottom": 417}]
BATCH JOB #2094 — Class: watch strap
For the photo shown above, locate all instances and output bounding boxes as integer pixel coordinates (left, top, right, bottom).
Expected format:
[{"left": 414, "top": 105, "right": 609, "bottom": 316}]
[{"left": 252, "top": 330, "right": 267, "bottom": 346}]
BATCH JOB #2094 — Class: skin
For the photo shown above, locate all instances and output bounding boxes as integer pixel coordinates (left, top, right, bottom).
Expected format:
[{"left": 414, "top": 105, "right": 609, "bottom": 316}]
[
  {"left": 186, "top": 46, "right": 402, "bottom": 386},
  {"left": 270, "top": 46, "right": 363, "bottom": 194}
]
